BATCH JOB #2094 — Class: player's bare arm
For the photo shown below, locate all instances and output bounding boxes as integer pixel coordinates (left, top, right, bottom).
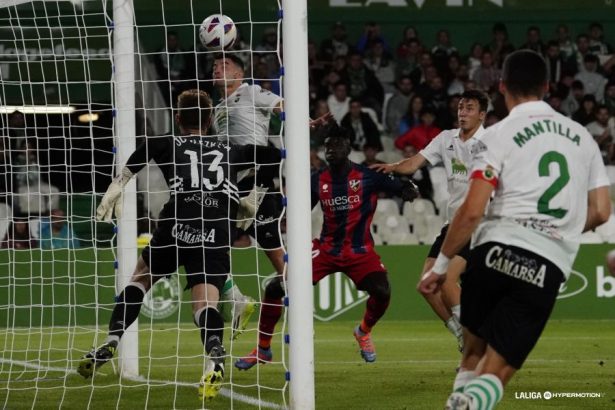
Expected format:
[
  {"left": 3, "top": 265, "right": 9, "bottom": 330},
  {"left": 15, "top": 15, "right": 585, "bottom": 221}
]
[
  {"left": 370, "top": 153, "right": 427, "bottom": 174},
  {"left": 583, "top": 186, "right": 611, "bottom": 232},
  {"left": 418, "top": 178, "right": 493, "bottom": 295}
]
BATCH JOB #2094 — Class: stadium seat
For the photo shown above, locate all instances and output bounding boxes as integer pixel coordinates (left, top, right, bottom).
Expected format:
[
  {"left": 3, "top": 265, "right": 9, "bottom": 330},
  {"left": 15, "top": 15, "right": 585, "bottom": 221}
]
[
  {"left": 380, "top": 150, "right": 404, "bottom": 164},
  {"left": 311, "top": 206, "right": 323, "bottom": 239},
  {"left": 380, "top": 136, "right": 395, "bottom": 152},
  {"left": 402, "top": 198, "right": 436, "bottom": 222},
  {"left": 428, "top": 166, "right": 449, "bottom": 216},
  {"left": 348, "top": 150, "right": 366, "bottom": 164},
  {"left": 378, "top": 214, "right": 411, "bottom": 243},
  {"left": 375, "top": 198, "right": 400, "bottom": 216},
  {"left": 596, "top": 214, "right": 615, "bottom": 243},
  {"left": 371, "top": 231, "right": 384, "bottom": 245},
  {"left": 606, "top": 165, "right": 615, "bottom": 184},
  {"left": 381, "top": 92, "right": 393, "bottom": 130},
  {"left": 418, "top": 214, "right": 444, "bottom": 244},
  {"left": 580, "top": 231, "right": 603, "bottom": 244},
  {"left": 385, "top": 231, "right": 419, "bottom": 245}
]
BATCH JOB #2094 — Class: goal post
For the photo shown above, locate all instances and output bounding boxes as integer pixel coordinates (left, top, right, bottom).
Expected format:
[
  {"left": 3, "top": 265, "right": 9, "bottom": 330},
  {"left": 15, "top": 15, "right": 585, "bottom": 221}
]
[
  {"left": 281, "top": 0, "right": 315, "bottom": 408},
  {"left": 112, "top": 0, "right": 138, "bottom": 379}
]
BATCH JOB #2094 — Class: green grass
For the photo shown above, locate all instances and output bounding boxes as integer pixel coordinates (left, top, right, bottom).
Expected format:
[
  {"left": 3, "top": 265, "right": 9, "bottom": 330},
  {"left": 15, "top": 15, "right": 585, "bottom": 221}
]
[{"left": 0, "top": 320, "right": 614, "bottom": 409}]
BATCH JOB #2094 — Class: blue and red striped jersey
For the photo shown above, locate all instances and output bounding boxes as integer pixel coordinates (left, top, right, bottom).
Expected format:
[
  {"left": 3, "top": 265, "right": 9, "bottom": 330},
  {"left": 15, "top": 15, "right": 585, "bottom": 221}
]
[{"left": 311, "top": 162, "right": 406, "bottom": 256}]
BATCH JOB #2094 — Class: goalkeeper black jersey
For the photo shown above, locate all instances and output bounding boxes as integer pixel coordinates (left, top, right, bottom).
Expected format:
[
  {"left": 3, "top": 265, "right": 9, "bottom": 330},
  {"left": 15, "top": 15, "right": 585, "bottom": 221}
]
[{"left": 125, "top": 134, "right": 280, "bottom": 248}]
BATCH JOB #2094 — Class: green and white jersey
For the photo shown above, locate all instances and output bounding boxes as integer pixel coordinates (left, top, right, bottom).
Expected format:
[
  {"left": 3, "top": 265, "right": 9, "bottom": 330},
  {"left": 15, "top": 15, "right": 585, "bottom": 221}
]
[
  {"left": 471, "top": 101, "right": 609, "bottom": 278},
  {"left": 213, "top": 83, "right": 282, "bottom": 147},
  {"left": 420, "top": 126, "right": 486, "bottom": 220}
]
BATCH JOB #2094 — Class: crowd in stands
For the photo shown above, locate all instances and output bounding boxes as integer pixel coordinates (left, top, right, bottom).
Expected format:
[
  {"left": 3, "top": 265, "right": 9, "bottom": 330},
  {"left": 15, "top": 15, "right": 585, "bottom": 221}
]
[{"left": 0, "top": 113, "right": 78, "bottom": 249}]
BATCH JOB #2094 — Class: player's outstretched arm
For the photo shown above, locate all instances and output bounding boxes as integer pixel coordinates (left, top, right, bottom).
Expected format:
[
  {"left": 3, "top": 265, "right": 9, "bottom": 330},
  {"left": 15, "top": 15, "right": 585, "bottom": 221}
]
[
  {"left": 96, "top": 167, "right": 134, "bottom": 222},
  {"left": 309, "top": 112, "right": 334, "bottom": 129},
  {"left": 370, "top": 153, "right": 427, "bottom": 175},
  {"left": 584, "top": 186, "right": 611, "bottom": 232}
]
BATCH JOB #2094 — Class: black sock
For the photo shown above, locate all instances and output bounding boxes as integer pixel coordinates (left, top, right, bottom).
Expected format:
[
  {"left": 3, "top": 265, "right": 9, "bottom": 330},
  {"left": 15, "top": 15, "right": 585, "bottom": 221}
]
[
  {"left": 108, "top": 284, "right": 145, "bottom": 340},
  {"left": 196, "top": 307, "right": 224, "bottom": 353}
]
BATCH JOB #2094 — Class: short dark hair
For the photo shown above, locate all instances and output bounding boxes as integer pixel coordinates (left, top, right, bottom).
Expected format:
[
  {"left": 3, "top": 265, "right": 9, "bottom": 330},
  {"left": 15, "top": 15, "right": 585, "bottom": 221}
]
[
  {"left": 584, "top": 53, "right": 599, "bottom": 64},
  {"left": 460, "top": 89, "right": 489, "bottom": 113},
  {"left": 502, "top": 50, "right": 548, "bottom": 98},
  {"left": 213, "top": 53, "right": 245, "bottom": 71},
  {"left": 176, "top": 89, "right": 213, "bottom": 130},
  {"left": 596, "top": 104, "right": 609, "bottom": 113},
  {"left": 349, "top": 97, "right": 362, "bottom": 106},
  {"left": 323, "top": 122, "right": 351, "bottom": 143}
]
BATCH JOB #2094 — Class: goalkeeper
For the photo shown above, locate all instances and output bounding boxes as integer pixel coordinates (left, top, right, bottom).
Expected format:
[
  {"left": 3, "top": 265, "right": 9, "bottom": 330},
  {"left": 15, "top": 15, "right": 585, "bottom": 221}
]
[
  {"left": 77, "top": 89, "right": 281, "bottom": 402},
  {"left": 235, "top": 123, "right": 419, "bottom": 369}
]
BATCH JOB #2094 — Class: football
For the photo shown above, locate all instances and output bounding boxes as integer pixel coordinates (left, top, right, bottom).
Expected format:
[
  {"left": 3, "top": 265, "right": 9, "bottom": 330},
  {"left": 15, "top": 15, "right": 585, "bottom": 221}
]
[{"left": 199, "top": 14, "right": 237, "bottom": 51}]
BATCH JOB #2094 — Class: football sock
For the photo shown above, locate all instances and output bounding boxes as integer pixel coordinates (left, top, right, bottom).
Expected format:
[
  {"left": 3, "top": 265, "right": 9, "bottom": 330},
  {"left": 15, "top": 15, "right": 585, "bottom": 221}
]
[
  {"left": 108, "top": 282, "right": 146, "bottom": 340},
  {"left": 258, "top": 296, "right": 283, "bottom": 350},
  {"left": 445, "top": 316, "right": 463, "bottom": 339},
  {"left": 195, "top": 307, "right": 224, "bottom": 350},
  {"left": 221, "top": 282, "right": 244, "bottom": 302},
  {"left": 463, "top": 374, "right": 503, "bottom": 410},
  {"left": 453, "top": 369, "right": 477, "bottom": 392},
  {"left": 451, "top": 304, "right": 461, "bottom": 322},
  {"left": 359, "top": 319, "right": 371, "bottom": 334},
  {"left": 362, "top": 291, "right": 390, "bottom": 330}
]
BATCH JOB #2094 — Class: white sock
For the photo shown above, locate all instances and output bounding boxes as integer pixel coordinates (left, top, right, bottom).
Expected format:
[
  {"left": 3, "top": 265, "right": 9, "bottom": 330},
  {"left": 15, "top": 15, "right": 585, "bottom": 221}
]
[
  {"left": 464, "top": 374, "right": 504, "bottom": 410},
  {"left": 453, "top": 369, "right": 477, "bottom": 392},
  {"left": 445, "top": 316, "right": 462, "bottom": 338},
  {"left": 451, "top": 304, "right": 461, "bottom": 322},
  {"left": 221, "top": 284, "right": 245, "bottom": 302}
]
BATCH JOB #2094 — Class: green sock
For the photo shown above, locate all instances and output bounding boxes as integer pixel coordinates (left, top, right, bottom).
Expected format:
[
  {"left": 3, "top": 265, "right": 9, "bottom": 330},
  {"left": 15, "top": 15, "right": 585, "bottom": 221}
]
[{"left": 463, "top": 374, "right": 503, "bottom": 410}]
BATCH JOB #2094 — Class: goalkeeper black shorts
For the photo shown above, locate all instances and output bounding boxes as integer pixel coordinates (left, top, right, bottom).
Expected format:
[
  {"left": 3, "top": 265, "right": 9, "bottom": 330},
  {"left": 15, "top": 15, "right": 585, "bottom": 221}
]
[
  {"left": 243, "top": 191, "right": 283, "bottom": 250},
  {"left": 427, "top": 224, "right": 471, "bottom": 261},
  {"left": 460, "top": 241, "right": 564, "bottom": 369},
  {"left": 141, "top": 221, "right": 229, "bottom": 291}
]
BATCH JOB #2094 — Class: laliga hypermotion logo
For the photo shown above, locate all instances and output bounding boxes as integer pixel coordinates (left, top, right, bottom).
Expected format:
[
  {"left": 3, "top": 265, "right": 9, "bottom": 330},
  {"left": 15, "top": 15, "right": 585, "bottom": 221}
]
[{"left": 141, "top": 273, "right": 181, "bottom": 319}]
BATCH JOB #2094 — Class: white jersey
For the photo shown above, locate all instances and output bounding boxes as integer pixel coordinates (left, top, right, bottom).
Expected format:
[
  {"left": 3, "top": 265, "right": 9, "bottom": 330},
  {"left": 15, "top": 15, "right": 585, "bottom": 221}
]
[
  {"left": 471, "top": 101, "right": 609, "bottom": 278},
  {"left": 213, "top": 83, "right": 282, "bottom": 146},
  {"left": 420, "top": 126, "right": 486, "bottom": 220}
]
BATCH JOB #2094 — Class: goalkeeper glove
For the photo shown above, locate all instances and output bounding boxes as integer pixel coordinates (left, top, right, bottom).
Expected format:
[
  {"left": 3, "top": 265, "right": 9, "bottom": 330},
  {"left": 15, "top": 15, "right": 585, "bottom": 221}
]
[
  {"left": 96, "top": 167, "right": 134, "bottom": 222},
  {"left": 236, "top": 186, "right": 268, "bottom": 231},
  {"left": 401, "top": 178, "right": 420, "bottom": 202}
]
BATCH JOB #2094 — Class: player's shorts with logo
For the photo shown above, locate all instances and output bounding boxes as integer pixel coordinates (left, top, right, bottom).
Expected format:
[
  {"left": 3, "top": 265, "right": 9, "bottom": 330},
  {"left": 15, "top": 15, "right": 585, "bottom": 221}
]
[
  {"left": 238, "top": 177, "right": 283, "bottom": 250},
  {"left": 427, "top": 224, "right": 471, "bottom": 261},
  {"left": 311, "top": 239, "right": 387, "bottom": 287},
  {"left": 460, "top": 241, "right": 564, "bottom": 369},
  {"left": 141, "top": 219, "right": 229, "bottom": 291}
]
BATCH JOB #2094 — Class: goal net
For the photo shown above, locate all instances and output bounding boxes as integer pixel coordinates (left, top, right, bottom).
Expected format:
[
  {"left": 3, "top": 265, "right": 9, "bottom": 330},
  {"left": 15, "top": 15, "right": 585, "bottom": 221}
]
[{"left": 0, "top": 0, "right": 292, "bottom": 408}]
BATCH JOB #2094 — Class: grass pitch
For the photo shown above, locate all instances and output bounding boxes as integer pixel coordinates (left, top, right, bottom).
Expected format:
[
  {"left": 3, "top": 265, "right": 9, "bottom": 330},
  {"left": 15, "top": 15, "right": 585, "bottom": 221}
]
[{"left": 0, "top": 320, "right": 613, "bottom": 409}]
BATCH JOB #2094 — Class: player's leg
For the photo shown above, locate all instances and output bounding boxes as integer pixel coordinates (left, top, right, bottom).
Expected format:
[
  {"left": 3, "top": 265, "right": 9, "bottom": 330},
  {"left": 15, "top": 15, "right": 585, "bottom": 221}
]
[
  {"left": 234, "top": 276, "right": 283, "bottom": 370},
  {"left": 77, "top": 253, "right": 167, "bottom": 378},
  {"left": 189, "top": 248, "right": 229, "bottom": 402},
  {"left": 354, "top": 270, "right": 390, "bottom": 363},
  {"left": 219, "top": 277, "right": 257, "bottom": 340},
  {"left": 441, "top": 255, "right": 467, "bottom": 351}
]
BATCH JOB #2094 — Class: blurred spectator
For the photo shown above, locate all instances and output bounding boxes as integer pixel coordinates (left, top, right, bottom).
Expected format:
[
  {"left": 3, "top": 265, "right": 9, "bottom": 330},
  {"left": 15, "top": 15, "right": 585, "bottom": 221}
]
[
  {"left": 318, "top": 70, "right": 342, "bottom": 101},
  {"left": 357, "top": 22, "right": 389, "bottom": 55},
  {"left": 311, "top": 99, "right": 330, "bottom": 123},
  {"left": 442, "top": 54, "right": 461, "bottom": 86},
  {"left": 154, "top": 31, "right": 189, "bottom": 105},
  {"left": 341, "top": 99, "right": 382, "bottom": 151},
  {"left": 472, "top": 51, "right": 500, "bottom": 92},
  {"left": 484, "top": 111, "right": 502, "bottom": 128},
  {"left": 308, "top": 39, "right": 327, "bottom": 89},
  {"left": 395, "top": 108, "right": 441, "bottom": 151},
  {"left": 431, "top": 30, "right": 457, "bottom": 74},
  {"left": 586, "top": 105, "right": 613, "bottom": 162},
  {"left": 485, "top": 22, "right": 514, "bottom": 68},
  {"left": 385, "top": 76, "right": 414, "bottom": 134},
  {"left": 545, "top": 40, "right": 565, "bottom": 84},
  {"left": 395, "top": 38, "right": 421, "bottom": 81},
  {"left": 572, "top": 34, "right": 591, "bottom": 73},
  {"left": 409, "top": 51, "right": 433, "bottom": 88},
  {"left": 555, "top": 24, "right": 576, "bottom": 61},
  {"left": 520, "top": 26, "right": 546, "bottom": 55},
  {"left": 401, "top": 145, "right": 433, "bottom": 202},
  {"left": 320, "top": 21, "right": 352, "bottom": 62},
  {"left": 572, "top": 94, "right": 598, "bottom": 126},
  {"left": 13, "top": 139, "right": 59, "bottom": 216},
  {"left": 0, "top": 137, "right": 13, "bottom": 242},
  {"left": 398, "top": 95, "right": 424, "bottom": 135},
  {"left": 364, "top": 39, "right": 396, "bottom": 93},
  {"left": 362, "top": 144, "right": 384, "bottom": 167},
  {"left": 7, "top": 111, "right": 27, "bottom": 150},
  {"left": 39, "top": 209, "right": 79, "bottom": 250},
  {"left": 467, "top": 42, "right": 484, "bottom": 79},
  {"left": 310, "top": 145, "right": 326, "bottom": 172},
  {"left": 327, "top": 82, "right": 351, "bottom": 124},
  {"left": 344, "top": 52, "right": 384, "bottom": 114},
  {"left": 255, "top": 27, "right": 280, "bottom": 76},
  {"left": 0, "top": 218, "right": 36, "bottom": 249},
  {"left": 575, "top": 54, "right": 607, "bottom": 102},
  {"left": 448, "top": 63, "right": 469, "bottom": 96},
  {"left": 396, "top": 26, "right": 421, "bottom": 60},
  {"left": 547, "top": 93, "right": 565, "bottom": 115},
  {"left": 418, "top": 75, "right": 448, "bottom": 117},
  {"left": 437, "top": 94, "right": 461, "bottom": 130},
  {"left": 604, "top": 82, "right": 615, "bottom": 115},
  {"left": 588, "top": 22, "right": 612, "bottom": 56},
  {"left": 561, "top": 80, "right": 585, "bottom": 116}
]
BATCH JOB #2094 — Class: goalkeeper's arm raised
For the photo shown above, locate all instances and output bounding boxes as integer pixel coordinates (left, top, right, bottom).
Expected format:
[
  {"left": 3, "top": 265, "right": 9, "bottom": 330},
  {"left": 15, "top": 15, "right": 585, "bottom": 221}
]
[{"left": 96, "top": 136, "right": 169, "bottom": 222}]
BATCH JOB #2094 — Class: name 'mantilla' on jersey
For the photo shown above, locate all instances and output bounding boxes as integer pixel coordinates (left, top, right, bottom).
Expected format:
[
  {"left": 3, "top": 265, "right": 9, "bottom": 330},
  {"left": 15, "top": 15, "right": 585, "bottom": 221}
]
[
  {"left": 311, "top": 163, "right": 409, "bottom": 256},
  {"left": 125, "top": 134, "right": 280, "bottom": 248}
]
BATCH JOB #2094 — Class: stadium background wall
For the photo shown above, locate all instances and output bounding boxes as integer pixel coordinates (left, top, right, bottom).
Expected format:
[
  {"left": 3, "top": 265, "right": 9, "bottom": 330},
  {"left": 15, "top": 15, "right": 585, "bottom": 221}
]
[{"left": 1, "top": 244, "right": 613, "bottom": 327}]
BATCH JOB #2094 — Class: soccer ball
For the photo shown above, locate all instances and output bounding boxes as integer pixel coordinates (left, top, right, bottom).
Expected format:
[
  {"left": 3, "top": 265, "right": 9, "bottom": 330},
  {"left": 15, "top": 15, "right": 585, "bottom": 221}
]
[{"left": 199, "top": 14, "right": 237, "bottom": 51}]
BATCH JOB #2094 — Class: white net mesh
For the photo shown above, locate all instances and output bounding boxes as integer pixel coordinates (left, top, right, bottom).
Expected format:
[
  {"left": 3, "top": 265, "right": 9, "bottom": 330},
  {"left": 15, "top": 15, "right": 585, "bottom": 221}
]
[{"left": 0, "top": 0, "right": 288, "bottom": 408}]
